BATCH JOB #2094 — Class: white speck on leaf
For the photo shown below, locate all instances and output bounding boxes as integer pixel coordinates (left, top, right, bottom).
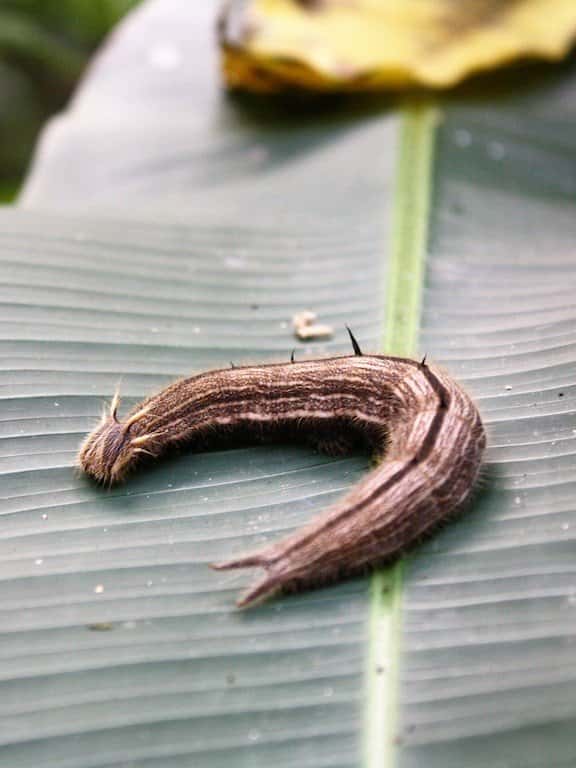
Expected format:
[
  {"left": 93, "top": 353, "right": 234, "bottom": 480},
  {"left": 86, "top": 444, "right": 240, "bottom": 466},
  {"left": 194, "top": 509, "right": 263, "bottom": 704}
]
[{"left": 149, "top": 44, "right": 182, "bottom": 71}]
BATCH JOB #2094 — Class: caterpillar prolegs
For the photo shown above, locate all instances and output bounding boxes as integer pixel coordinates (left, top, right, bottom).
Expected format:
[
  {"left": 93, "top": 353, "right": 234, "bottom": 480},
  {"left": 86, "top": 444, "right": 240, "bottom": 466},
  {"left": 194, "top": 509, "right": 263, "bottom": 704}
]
[{"left": 78, "top": 338, "right": 485, "bottom": 607}]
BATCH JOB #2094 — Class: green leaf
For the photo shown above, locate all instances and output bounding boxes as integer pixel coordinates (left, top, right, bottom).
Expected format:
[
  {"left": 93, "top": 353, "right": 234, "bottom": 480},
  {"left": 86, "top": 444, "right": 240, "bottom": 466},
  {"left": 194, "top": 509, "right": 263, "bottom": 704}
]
[
  {"left": 7, "top": 3, "right": 399, "bottom": 765},
  {"left": 0, "top": 8, "right": 86, "bottom": 78},
  {"left": 3, "top": 1, "right": 576, "bottom": 767},
  {"left": 398, "top": 81, "right": 576, "bottom": 766}
]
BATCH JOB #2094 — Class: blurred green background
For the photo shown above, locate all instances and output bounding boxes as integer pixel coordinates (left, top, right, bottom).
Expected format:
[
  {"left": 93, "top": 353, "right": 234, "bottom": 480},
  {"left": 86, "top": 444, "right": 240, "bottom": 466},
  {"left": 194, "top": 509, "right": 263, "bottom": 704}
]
[{"left": 0, "top": 0, "right": 140, "bottom": 202}]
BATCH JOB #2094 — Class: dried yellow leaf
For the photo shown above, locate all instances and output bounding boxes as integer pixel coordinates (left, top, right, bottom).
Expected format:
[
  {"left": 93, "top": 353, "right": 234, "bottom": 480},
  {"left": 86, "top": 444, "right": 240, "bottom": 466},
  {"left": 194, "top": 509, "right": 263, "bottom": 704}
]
[{"left": 219, "top": 0, "right": 576, "bottom": 91}]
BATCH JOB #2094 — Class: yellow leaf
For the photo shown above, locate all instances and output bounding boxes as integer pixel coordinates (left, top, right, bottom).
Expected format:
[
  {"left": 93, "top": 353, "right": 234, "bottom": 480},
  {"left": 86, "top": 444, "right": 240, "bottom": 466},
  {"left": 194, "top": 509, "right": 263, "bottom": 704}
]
[{"left": 219, "top": 0, "right": 576, "bottom": 91}]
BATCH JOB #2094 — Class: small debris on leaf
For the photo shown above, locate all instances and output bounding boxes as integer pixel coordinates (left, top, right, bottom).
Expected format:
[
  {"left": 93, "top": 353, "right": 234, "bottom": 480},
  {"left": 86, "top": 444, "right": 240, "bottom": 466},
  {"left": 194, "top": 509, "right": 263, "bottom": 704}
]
[
  {"left": 292, "top": 310, "right": 333, "bottom": 341},
  {"left": 87, "top": 622, "right": 115, "bottom": 632}
]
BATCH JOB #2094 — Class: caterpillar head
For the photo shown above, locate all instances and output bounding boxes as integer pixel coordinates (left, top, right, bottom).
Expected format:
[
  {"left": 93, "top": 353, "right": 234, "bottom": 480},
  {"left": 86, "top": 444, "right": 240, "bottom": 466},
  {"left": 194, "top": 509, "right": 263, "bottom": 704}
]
[{"left": 78, "top": 394, "right": 156, "bottom": 486}]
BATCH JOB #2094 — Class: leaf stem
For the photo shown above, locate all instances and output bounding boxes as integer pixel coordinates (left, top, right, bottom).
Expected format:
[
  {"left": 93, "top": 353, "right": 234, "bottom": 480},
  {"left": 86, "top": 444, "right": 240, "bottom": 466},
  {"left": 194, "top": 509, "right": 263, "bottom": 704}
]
[{"left": 364, "top": 101, "right": 437, "bottom": 768}]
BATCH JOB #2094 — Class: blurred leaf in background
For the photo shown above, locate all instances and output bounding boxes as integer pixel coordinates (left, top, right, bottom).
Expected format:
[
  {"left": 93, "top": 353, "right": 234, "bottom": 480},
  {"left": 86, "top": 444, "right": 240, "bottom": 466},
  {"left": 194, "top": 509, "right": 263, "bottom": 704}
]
[
  {"left": 0, "top": 0, "right": 140, "bottom": 200},
  {"left": 220, "top": 0, "right": 576, "bottom": 92}
]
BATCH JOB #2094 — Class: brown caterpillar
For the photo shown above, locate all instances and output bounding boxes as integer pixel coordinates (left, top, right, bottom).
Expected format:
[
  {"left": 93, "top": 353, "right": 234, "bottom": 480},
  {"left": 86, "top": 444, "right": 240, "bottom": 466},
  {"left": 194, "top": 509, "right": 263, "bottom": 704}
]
[{"left": 78, "top": 332, "right": 485, "bottom": 607}]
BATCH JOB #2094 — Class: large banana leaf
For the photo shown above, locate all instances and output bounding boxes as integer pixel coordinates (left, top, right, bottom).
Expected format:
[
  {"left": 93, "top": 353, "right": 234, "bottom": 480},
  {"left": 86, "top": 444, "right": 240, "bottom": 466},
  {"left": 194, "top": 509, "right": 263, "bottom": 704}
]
[{"left": 1, "top": 1, "right": 575, "bottom": 766}]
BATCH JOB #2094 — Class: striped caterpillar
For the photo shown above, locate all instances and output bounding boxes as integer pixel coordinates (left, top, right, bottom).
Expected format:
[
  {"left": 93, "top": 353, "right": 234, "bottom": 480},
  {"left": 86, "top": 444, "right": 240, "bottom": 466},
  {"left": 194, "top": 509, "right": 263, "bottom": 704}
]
[{"left": 78, "top": 331, "right": 486, "bottom": 607}]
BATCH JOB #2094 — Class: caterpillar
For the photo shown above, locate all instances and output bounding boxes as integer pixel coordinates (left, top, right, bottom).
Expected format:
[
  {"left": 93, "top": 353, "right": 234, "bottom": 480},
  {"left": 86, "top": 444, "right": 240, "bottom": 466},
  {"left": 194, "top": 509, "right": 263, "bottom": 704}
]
[{"left": 78, "top": 330, "right": 486, "bottom": 607}]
